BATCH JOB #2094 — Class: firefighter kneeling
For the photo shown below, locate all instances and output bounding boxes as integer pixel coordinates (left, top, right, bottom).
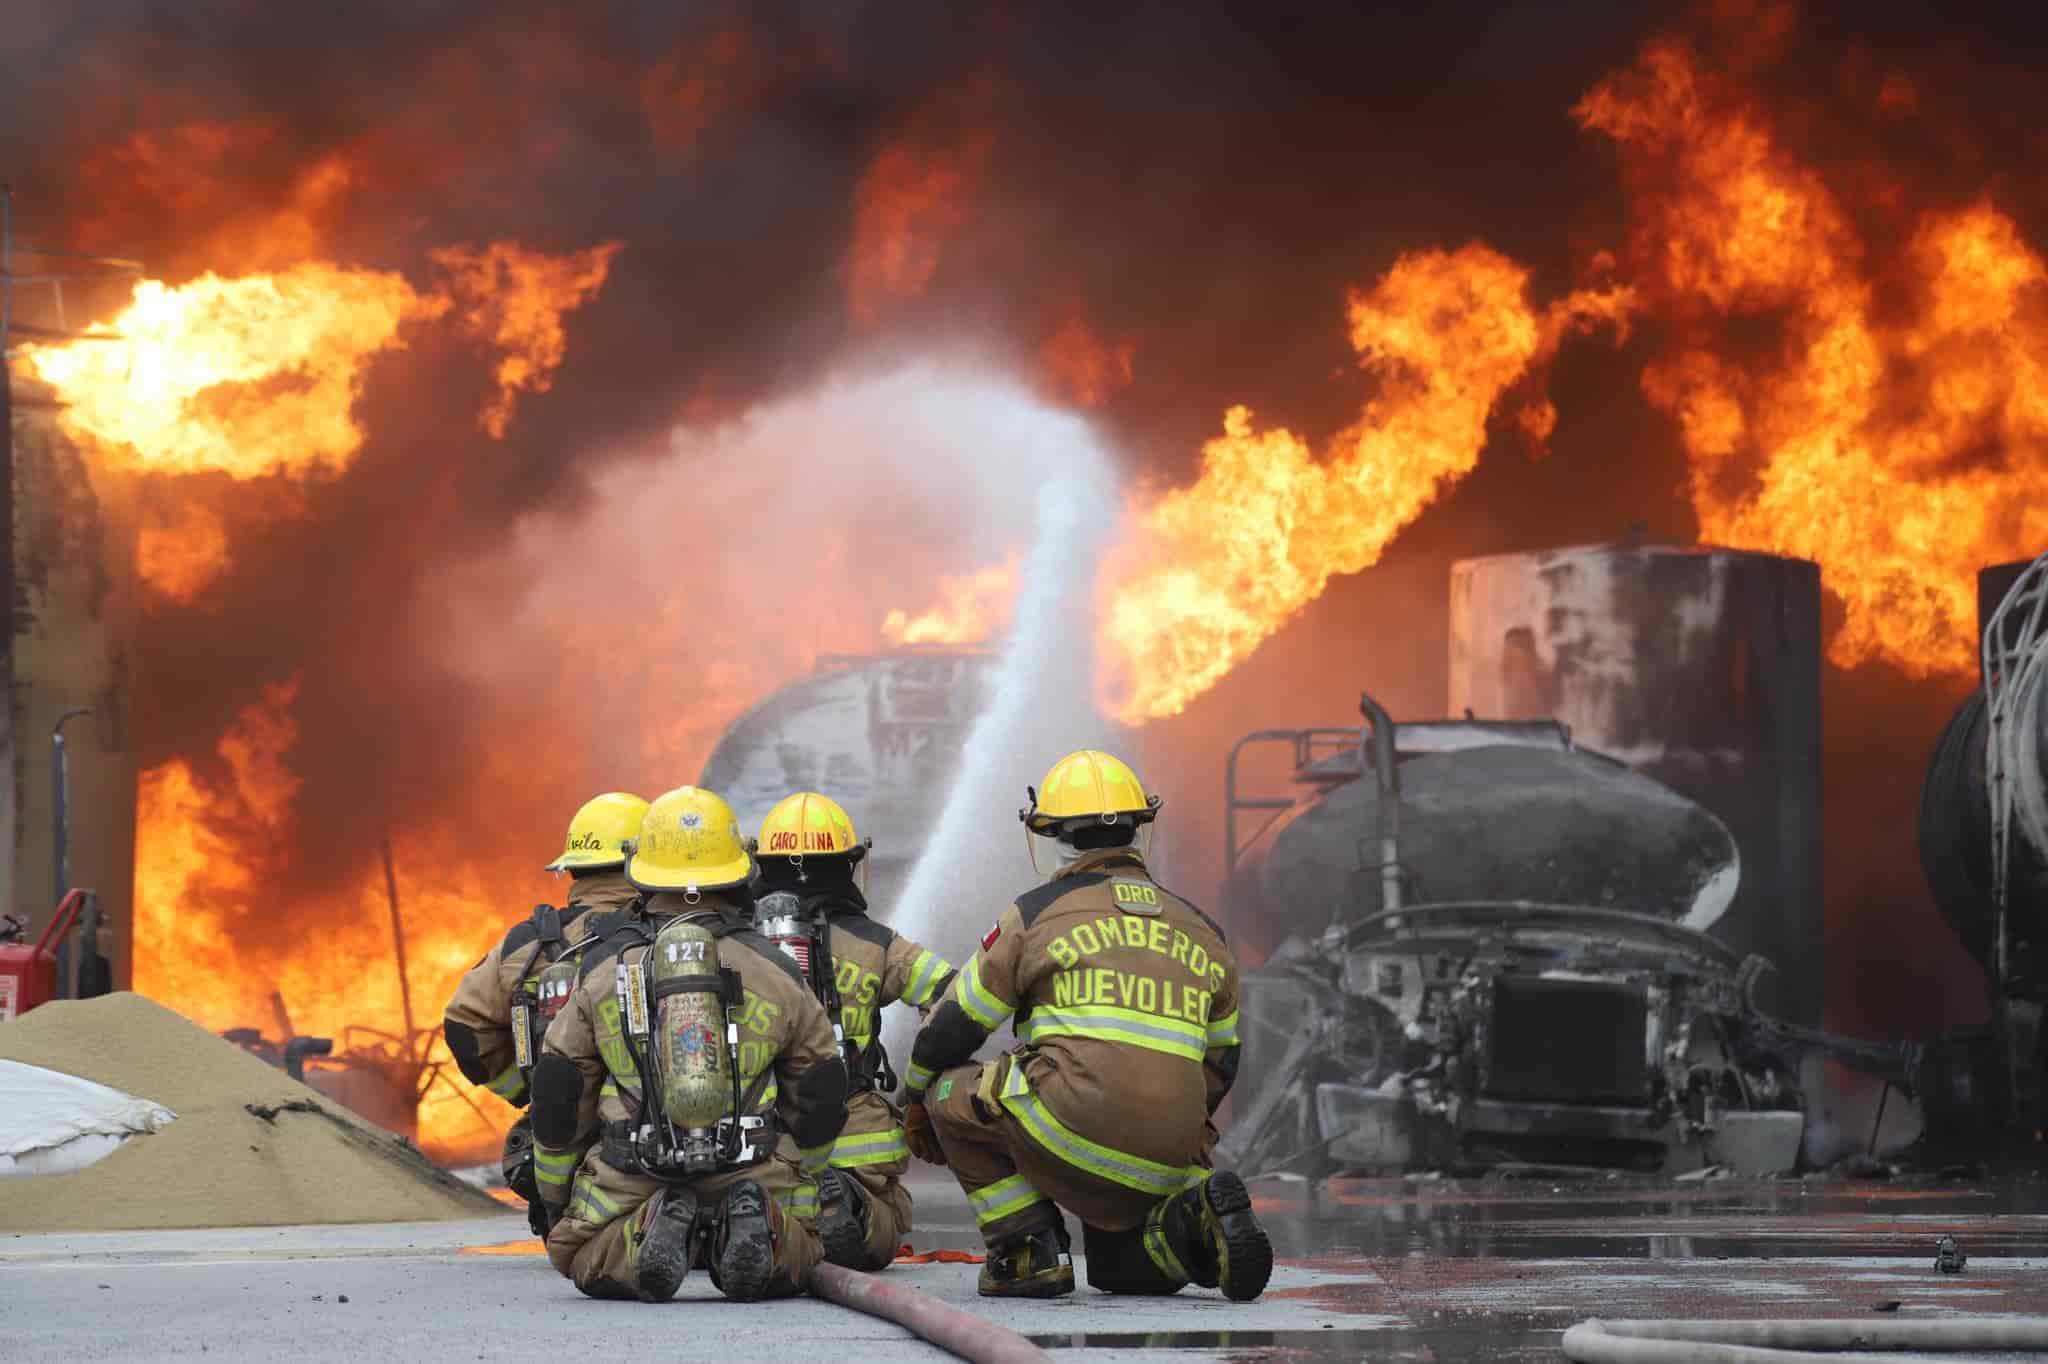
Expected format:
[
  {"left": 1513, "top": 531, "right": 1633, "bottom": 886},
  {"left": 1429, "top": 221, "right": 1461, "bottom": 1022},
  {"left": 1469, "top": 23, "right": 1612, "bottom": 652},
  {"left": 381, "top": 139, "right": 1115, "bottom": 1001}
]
[
  {"left": 442, "top": 791, "right": 648, "bottom": 1235},
  {"left": 531, "top": 786, "right": 849, "bottom": 1302},
  {"left": 752, "top": 792, "right": 955, "bottom": 1270},
  {"left": 904, "top": 751, "right": 1272, "bottom": 1300}
]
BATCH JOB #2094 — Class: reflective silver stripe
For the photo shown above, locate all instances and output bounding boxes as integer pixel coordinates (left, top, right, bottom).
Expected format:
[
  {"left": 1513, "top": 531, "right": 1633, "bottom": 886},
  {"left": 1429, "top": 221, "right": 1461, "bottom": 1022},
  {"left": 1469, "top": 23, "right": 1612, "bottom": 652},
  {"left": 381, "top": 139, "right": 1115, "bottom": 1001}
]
[
  {"left": 571, "top": 1180, "right": 622, "bottom": 1221},
  {"left": 905, "top": 950, "right": 947, "bottom": 1005},
  {"left": 906, "top": 1061, "right": 936, "bottom": 1092},
  {"left": 830, "top": 1129, "right": 909, "bottom": 1168},
  {"left": 535, "top": 1148, "right": 579, "bottom": 1191},
  {"left": 1205, "top": 1009, "right": 1240, "bottom": 1047},
  {"left": 956, "top": 954, "right": 1012, "bottom": 1029},
  {"left": 1020, "top": 1007, "right": 1207, "bottom": 1060},
  {"left": 966, "top": 1173, "right": 1048, "bottom": 1227},
  {"left": 832, "top": 1128, "right": 905, "bottom": 1154},
  {"left": 484, "top": 1062, "right": 526, "bottom": 1099},
  {"left": 998, "top": 1065, "right": 1203, "bottom": 1197}
]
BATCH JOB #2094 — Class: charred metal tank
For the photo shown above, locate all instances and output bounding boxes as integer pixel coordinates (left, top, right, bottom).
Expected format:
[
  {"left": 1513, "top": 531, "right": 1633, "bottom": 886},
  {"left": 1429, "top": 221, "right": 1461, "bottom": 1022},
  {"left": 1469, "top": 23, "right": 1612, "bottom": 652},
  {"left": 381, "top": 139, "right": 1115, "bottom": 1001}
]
[
  {"left": 1917, "top": 553, "right": 2048, "bottom": 1139},
  {"left": 1448, "top": 544, "right": 1823, "bottom": 1023},
  {"left": 1235, "top": 741, "right": 1741, "bottom": 940},
  {"left": 699, "top": 648, "right": 997, "bottom": 906},
  {"left": 1920, "top": 558, "right": 2048, "bottom": 977}
]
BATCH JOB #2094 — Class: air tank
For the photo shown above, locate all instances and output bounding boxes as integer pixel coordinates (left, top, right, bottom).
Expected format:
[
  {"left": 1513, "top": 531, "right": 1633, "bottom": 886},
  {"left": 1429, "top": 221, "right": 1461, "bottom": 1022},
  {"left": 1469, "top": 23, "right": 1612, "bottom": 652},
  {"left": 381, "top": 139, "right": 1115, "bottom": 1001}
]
[
  {"left": 651, "top": 918, "right": 731, "bottom": 1133},
  {"left": 1448, "top": 544, "right": 1823, "bottom": 1022},
  {"left": 700, "top": 649, "right": 998, "bottom": 905}
]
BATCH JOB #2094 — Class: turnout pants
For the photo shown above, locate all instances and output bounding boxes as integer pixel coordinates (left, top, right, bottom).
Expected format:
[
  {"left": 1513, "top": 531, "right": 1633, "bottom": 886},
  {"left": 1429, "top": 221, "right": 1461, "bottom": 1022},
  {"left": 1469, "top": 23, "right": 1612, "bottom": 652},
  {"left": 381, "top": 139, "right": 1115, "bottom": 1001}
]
[
  {"left": 545, "top": 1144, "right": 823, "bottom": 1299},
  {"left": 837, "top": 1162, "right": 914, "bottom": 1269},
  {"left": 924, "top": 1061, "right": 1203, "bottom": 1295}
]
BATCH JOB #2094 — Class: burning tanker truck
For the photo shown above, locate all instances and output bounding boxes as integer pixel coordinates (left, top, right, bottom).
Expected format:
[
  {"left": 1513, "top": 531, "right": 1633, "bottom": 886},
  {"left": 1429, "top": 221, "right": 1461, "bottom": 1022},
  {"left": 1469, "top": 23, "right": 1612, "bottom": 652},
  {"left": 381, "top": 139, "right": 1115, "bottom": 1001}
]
[
  {"left": 698, "top": 646, "right": 1000, "bottom": 908},
  {"left": 1220, "top": 543, "right": 2044, "bottom": 1179}
]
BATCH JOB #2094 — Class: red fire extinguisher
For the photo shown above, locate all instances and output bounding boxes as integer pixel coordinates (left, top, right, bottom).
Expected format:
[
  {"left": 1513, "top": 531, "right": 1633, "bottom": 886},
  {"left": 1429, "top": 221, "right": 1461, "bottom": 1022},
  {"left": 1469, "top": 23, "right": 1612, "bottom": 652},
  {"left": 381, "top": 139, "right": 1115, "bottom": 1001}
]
[{"left": 0, "top": 888, "right": 91, "bottom": 1022}]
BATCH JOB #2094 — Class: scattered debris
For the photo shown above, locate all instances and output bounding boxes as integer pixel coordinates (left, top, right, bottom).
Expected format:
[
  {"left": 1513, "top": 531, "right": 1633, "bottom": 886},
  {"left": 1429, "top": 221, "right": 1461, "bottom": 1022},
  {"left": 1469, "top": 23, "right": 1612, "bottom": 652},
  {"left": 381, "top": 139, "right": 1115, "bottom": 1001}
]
[
  {"left": 1935, "top": 1236, "right": 1967, "bottom": 1273},
  {"left": 243, "top": 1100, "right": 322, "bottom": 1125}
]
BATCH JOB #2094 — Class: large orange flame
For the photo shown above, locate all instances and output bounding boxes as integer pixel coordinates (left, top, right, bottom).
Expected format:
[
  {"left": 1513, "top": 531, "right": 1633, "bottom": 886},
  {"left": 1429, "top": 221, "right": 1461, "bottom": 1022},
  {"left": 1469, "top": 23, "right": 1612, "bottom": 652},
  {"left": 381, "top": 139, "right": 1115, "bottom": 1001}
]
[
  {"left": 1578, "top": 38, "right": 2048, "bottom": 677},
  {"left": 1100, "top": 246, "right": 1632, "bottom": 721},
  {"left": 20, "top": 264, "right": 430, "bottom": 478},
  {"left": 881, "top": 557, "right": 1020, "bottom": 646},
  {"left": 430, "top": 241, "right": 625, "bottom": 438},
  {"left": 130, "top": 679, "right": 547, "bottom": 1155},
  {"left": 20, "top": 243, "right": 620, "bottom": 600},
  {"left": 846, "top": 84, "right": 995, "bottom": 324}
]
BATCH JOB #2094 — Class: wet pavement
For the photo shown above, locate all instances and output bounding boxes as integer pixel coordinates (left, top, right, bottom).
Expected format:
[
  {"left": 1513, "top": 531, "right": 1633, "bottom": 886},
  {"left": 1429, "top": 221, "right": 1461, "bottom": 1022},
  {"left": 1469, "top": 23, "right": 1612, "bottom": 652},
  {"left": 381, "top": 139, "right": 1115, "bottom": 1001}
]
[{"left": 2, "top": 1167, "right": 2042, "bottom": 1361}]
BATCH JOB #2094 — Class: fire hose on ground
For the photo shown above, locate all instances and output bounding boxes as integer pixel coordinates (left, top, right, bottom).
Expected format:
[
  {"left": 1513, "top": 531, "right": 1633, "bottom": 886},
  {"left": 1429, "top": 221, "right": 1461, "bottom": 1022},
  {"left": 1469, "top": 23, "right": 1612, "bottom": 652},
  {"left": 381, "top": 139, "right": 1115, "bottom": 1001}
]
[
  {"left": 1562, "top": 1316, "right": 2048, "bottom": 1363},
  {"left": 809, "top": 1261, "right": 1054, "bottom": 1364}
]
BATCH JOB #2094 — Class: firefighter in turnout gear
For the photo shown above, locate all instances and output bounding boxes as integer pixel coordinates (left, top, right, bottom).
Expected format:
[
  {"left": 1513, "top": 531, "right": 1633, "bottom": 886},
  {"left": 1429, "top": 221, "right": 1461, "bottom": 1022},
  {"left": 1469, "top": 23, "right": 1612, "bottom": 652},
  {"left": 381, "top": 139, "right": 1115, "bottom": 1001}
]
[
  {"left": 530, "top": 786, "right": 850, "bottom": 1302},
  {"left": 443, "top": 791, "right": 648, "bottom": 1233},
  {"left": 752, "top": 792, "right": 955, "bottom": 1270},
  {"left": 905, "top": 751, "right": 1271, "bottom": 1301}
]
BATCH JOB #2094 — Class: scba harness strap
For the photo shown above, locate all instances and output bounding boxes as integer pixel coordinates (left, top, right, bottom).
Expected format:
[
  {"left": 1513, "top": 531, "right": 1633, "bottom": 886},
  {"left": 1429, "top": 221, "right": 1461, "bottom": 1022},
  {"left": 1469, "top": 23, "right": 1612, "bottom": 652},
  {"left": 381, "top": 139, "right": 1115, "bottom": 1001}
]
[{"left": 605, "top": 919, "right": 773, "bottom": 1178}]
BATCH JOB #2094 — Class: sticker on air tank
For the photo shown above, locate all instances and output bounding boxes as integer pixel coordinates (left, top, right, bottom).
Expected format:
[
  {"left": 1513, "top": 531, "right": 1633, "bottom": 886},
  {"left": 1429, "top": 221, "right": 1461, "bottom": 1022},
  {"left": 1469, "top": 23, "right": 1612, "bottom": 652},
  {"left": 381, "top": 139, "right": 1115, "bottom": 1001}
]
[
  {"left": 511, "top": 1005, "right": 532, "bottom": 1068},
  {"left": 623, "top": 962, "right": 649, "bottom": 1035}
]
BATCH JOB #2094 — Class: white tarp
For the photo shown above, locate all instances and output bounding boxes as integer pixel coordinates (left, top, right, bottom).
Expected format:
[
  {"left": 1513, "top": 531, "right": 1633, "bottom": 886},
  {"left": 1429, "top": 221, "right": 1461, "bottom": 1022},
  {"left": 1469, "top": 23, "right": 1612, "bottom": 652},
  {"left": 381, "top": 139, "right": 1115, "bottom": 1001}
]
[{"left": 0, "top": 1059, "right": 177, "bottom": 1178}]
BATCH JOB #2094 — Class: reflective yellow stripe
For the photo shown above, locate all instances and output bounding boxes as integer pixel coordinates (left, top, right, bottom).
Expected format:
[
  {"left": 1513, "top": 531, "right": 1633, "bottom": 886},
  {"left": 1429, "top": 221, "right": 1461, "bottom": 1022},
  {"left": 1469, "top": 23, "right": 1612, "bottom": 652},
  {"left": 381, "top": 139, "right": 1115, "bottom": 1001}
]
[
  {"left": 798, "top": 1142, "right": 834, "bottom": 1174},
  {"left": 904, "top": 949, "right": 951, "bottom": 1006},
  {"left": 830, "top": 1127, "right": 908, "bottom": 1168},
  {"left": 484, "top": 1062, "right": 527, "bottom": 1100},
  {"left": 966, "top": 1173, "right": 1049, "bottom": 1227},
  {"left": 1019, "top": 1004, "right": 1207, "bottom": 1061},
  {"left": 998, "top": 1063, "right": 1205, "bottom": 1198},
  {"left": 905, "top": 1061, "right": 937, "bottom": 1093},
  {"left": 1143, "top": 1200, "right": 1190, "bottom": 1283},
  {"left": 956, "top": 954, "right": 1013, "bottom": 1030},
  {"left": 535, "top": 1148, "right": 579, "bottom": 1194},
  {"left": 570, "top": 1179, "right": 622, "bottom": 1222},
  {"left": 778, "top": 1184, "right": 820, "bottom": 1218},
  {"left": 1206, "top": 1009, "right": 1240, "bottom": 1047}
]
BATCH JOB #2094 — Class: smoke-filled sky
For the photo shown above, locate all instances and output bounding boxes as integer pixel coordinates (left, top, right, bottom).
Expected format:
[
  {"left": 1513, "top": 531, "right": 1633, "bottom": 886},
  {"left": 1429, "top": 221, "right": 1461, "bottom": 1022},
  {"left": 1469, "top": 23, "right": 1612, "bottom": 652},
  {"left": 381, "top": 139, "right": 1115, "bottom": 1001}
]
[{"left": 8, "top": 0, "right": 2048, "bottom": 1068}]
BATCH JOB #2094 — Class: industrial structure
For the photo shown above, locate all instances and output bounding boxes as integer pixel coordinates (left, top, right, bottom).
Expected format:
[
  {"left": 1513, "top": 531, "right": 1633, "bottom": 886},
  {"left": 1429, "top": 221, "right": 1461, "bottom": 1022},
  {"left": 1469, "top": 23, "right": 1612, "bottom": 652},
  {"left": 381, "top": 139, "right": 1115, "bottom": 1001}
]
[
  {"left": 1220, "top": 543, "right": 2045, "bottom": 1177},
  {"left": 0, "top": 194, "right": 139, "bottom": 1011}
]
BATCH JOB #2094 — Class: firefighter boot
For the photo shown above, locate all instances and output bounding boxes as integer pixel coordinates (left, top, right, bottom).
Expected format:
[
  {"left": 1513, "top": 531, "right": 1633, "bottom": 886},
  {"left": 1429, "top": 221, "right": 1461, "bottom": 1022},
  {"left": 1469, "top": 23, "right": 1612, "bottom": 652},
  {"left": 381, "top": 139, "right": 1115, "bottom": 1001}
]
[
  {"left": 978, "top": 1218, "right": 1074, "bottom": 1299},
  {"left": 630, "top": 1187, "right": 702, "bottom": 1303},
  {"left": 708, "top": 1179, "right": 777, "bottom": 1302},
  {"left": 815, "top": 1169, "right": 872, "bottom": 1270},
  {"left": 1157, "top": 1171, "right": 1272, "bottom": 1301}
]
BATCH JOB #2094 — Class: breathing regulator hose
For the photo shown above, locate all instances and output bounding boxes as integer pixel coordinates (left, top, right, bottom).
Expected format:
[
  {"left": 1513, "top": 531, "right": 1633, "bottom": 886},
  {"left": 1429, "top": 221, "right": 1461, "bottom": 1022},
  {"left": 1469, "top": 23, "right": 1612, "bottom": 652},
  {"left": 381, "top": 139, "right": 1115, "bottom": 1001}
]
[
  {"left": 809, "top": 1262, "right": 1053, "bottom": 1364},
  {"left": 1561, "top": 1316, "right": 2048, "bottom": 1363}
]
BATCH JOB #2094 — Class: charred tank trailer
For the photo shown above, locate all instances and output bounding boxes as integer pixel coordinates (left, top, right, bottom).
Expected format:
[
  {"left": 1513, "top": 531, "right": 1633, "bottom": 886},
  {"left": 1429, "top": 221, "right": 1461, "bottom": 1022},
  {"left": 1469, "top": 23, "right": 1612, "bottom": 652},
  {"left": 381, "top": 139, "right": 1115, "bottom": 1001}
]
[
  {"left": 1918, "top": 553, "right": 2048, "bottom": 1140},
  {"left": 1220, "top": 702, "right": 1828, "bottom": 1178},
  {"left": 700, "top": 648, "right": 996, "bottom": 908}
]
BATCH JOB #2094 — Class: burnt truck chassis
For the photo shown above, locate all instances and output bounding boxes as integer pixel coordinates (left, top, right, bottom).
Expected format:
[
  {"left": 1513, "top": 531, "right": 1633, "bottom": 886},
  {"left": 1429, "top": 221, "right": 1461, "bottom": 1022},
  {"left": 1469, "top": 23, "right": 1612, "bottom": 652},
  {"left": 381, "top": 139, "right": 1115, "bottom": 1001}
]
[
  {"left": 1217, "top": 693, "right": 1932, "bottom": 1179},
  {"left": 1221, "top": 901, "right": 1819, "bottom": 1176}
]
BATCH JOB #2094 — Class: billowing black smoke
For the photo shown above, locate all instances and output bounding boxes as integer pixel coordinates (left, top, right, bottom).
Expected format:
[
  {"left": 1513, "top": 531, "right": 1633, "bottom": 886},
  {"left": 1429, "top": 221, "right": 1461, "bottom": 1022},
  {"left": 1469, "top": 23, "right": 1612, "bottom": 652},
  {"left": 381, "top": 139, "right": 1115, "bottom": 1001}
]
[{"left": 3, "top": 0, "right": 2043, "bottom": 1035}]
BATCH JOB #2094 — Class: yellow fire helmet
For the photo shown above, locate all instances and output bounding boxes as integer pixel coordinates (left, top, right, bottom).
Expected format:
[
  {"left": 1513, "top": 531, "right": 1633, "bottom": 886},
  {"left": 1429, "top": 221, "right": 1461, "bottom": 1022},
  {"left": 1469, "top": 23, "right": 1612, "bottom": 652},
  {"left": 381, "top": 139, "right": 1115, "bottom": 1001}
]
[
  {"left": 545, "top": 791, "right": 650, "bottom": 872},
  {"left": 625, "top": 785, "right": 753, "bottom": 894},
  {"left": 1020, "top": 749, "right": 1162, "bottom": 836},
  {"left": 755, "top": 792, "right": 869, "bottom": 864}
]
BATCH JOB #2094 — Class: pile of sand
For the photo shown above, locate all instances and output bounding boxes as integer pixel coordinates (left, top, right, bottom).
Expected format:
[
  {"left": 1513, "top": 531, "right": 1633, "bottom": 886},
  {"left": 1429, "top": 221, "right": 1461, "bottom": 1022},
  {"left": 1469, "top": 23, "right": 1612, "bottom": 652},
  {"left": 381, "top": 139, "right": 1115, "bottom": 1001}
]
[{"left": 0, "top": 993, "right": 500, "bottom": 1231}]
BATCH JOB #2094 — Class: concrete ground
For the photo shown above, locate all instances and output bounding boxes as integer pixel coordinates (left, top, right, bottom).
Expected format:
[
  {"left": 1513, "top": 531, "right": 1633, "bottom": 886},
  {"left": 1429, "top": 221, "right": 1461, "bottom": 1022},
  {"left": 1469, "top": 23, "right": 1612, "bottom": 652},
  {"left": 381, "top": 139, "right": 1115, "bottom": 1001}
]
[{"left": 3, "top": 1169, "right": 2044, "bottom": 1361}]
